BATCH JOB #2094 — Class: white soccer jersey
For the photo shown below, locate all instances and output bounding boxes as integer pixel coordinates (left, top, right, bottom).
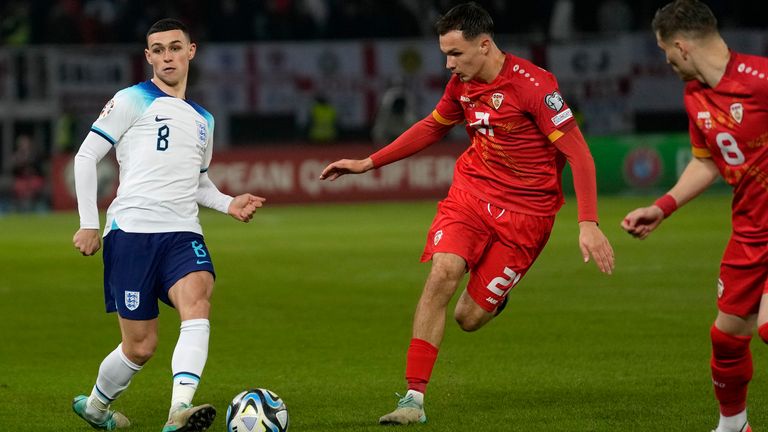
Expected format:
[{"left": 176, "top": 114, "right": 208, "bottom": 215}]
[{"left": 88, "top": 80, "right": 218, "bottom": 235}]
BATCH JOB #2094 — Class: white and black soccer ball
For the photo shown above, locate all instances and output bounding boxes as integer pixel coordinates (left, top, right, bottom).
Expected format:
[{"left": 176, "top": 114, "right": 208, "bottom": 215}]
[{"left": 226, "top": 388, "right": 289, "bottom": 432}]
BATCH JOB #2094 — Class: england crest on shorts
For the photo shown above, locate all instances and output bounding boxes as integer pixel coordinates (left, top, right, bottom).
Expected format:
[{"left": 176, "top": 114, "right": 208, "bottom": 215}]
[{"left": 125, "top": 291, "right": 140, "bottom": 311}]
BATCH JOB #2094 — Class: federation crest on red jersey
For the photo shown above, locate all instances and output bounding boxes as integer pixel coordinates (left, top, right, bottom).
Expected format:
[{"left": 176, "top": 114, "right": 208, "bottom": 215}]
[
  {"left": 491, "top": 92, "right": 504, "bottom": 110},
  {"left": 730, "top": 103, "right": 743, "bottom": 123}
]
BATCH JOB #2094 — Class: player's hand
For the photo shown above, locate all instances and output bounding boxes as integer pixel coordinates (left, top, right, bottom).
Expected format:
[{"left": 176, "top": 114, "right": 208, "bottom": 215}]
[
  {"left": 621, "top": 206, "right": 664, "bottom": 240},
  {"left": 73, "top": 228, "right": 101, "bottom": 256},
  {"left": 228, "top": 193, "right": 266, "bottom": 223},
  {"left": 578, "top": 221, "right": 614, "bottom": 274},
  {"left": 319, "top": 158, "right": 374, "bottom": 181}
]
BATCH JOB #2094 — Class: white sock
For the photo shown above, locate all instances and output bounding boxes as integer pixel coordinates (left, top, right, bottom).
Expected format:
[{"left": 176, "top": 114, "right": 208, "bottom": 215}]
[
  {"left": 86, "top": 344, "right": 142, "bottom": 421},
  {"left": 405, "top": 389, "right": 424, "bottom": 406},
  {"left": 170, "top": 319, "right": 210, "bottom": 412},
  {"left": 717, "top": 409, "right": 748, "bottom": 432}
]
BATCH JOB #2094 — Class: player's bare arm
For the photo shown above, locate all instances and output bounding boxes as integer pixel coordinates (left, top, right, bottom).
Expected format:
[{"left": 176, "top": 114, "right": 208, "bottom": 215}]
[
  {"left": 578, "top": 221, "right": 614, "bottom": 274},
  {"left": 622, "top": 156, "right": 719, "bottom": 239},
  {"left": 319, "top": 157, "right": 374, "bottom": 181},
  {"left": 73, "top": 228, "right": 101, "bottom": 256},
  {"left": 228, "top": 194, "right": 266, "bottom": 223}
]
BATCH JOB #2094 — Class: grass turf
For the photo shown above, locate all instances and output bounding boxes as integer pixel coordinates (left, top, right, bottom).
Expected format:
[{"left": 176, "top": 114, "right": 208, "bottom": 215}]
[{"left": 0, "top": 193, "right": 764, "bottom": 431}]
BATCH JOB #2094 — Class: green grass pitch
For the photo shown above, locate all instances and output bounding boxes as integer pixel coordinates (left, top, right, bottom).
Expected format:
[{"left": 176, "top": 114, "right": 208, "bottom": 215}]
[{"left": 1, "top": 193, "right": 766, "bottom": 431}]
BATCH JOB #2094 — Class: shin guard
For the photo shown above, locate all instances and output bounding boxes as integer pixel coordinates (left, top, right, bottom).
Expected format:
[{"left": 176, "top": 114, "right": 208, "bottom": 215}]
[
  {"left": 405, "top": 338, "right": 439, "bottom": 394},
  {"left": 711, "top": 325, "right": 752, "bottom": 416}
]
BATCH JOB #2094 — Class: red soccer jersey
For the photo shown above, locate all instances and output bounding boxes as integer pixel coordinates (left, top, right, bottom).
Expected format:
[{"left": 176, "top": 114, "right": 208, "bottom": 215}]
[
  {"left": 433, "top": 53, "right": 576, "bottom": 216},
  {"left": 684, "top": 51, "right": 768, "bottom": 243}
]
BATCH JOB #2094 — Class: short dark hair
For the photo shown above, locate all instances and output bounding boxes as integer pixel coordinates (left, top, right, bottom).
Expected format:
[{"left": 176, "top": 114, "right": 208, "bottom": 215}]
[
  {"left": 146, "top": 18, "right": 191, "bottom": 42},
  {"left": 435, "top": 2, "right": 494, "bottom": 40},
  {"left": 652, "top": 0, "right": 718, "bottom": 41}
]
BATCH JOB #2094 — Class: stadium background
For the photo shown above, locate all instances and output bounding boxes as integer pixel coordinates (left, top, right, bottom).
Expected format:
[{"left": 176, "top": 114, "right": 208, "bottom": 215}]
[
  {"left": 3, "top": 1, "right": 768, "bottom": 431},
  {"left": 2, "top": 0, "right": 768, "bottom": 210}
]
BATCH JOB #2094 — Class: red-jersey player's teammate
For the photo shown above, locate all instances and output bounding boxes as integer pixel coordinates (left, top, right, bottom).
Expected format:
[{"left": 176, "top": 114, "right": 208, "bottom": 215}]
[
  {"left": 321, "top": 2, "right": 614, "bottom": 425},
  {"left": 622, "top": 1, "right": 768, "bottom": 431}
]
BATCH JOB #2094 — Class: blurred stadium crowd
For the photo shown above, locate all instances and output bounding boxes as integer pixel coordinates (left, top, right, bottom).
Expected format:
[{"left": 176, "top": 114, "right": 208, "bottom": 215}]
[
  {"left": 1, "top": 0, "right": 768, "bottom": 214},
  {"left": 2, "top": 0, "right": 767, "bottom": 45}
]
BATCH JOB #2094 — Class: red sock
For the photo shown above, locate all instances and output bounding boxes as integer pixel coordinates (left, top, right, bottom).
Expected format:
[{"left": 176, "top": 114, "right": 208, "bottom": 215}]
[
  {"left": 405, "top": 338, "right": 439, "bottom": 394},
  {"left": 710, "top": 325, "right": 752, "bottom": 416}
]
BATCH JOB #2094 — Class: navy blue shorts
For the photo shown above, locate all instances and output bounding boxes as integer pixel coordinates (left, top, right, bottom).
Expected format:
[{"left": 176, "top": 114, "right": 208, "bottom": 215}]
[{"left": 102, "top": 229, "right": 216, "bottom": 320}]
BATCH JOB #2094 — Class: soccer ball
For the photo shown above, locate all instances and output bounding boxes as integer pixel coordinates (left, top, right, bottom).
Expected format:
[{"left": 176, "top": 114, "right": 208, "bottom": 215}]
[{"left": 226, "top": 388, "right": 289, "bottom": 432}]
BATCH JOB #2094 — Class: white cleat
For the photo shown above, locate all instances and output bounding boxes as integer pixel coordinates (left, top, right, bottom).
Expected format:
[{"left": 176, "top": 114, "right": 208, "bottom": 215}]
[
  {"left": 162, "top": 403, "right": 216, "bottom": 432},
  {"left": 711, "top": 421, "right": 751, "bottom": 432},
  {"left": 378, "top": 393, "right": 427, "bottom": 425}
]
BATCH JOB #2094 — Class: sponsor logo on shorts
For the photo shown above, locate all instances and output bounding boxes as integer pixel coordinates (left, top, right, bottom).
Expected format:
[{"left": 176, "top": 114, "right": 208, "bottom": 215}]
[
  {"left": 434, "top": 230, "right": 443, "bottom": 246},
  {"left": 551, "top": 108, "right": 573, "bottom": 126},
  {"left": 196, "top": 260, "right": 211, "bottom": 265},
  {"left": 485, "top": 297, "right": 499, "bottom": 305},
  {"left": 717, "top": 278, "right": 724, "bottom": 298},
  {"left": 125, "top": 291, "right": 140, "bottom": 311}
]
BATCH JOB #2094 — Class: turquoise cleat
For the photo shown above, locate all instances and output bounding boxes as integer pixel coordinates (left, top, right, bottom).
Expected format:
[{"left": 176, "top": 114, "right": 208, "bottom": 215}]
[{"left": 72, "top": 395, "right": 130, "bottom": 430}]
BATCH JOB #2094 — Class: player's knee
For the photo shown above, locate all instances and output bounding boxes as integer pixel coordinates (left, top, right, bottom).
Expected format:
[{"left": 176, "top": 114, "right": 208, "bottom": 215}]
[
  {"left": 453, "top": 307, "right": 485, "bottom": 332},
  {"left": 454, "top": 314, "right": 481, "bottom": 332},
  {"left": 180, "top": 298, "right": 211, "bottom": 320},
  {"left": 429, "top": 259, "right": 464, "bottom": 285},
  {"left": 758, "top": 323, "right": 768, "bottom": 344},
  {"left": 122, "top": 339, "right": 157, "bottom": 365}
]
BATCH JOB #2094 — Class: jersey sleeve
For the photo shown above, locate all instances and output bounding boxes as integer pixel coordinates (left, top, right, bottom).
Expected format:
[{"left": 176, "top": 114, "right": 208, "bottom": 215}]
[
  {"left": 682, "top": 90, "right": 711, "bottom": 158},
  {"left": 201, "top": 118, "right": 215, "bottom": 173},
  {"left": 521, "top": 71, "right": 575, "bottom": 140},
  {"left": 688, "top": 117, "right": 711, "bottom": 158},
  {"left": 90, "top": 88, "right": 145, "bottom": 146},
  {"left": 433, "top": 76, "right": 465, "bottom": 126}
]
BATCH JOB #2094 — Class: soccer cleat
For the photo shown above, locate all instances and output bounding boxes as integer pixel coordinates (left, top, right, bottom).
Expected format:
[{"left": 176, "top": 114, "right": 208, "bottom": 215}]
[
  {"left": 711, "top": 421, "right": 751, "bottom": 432},
  {"left": 72, "top": 395, "right": 131, "bottom": 430},
  {"left": 162, "top": 403, "right": 216, "bottom": 432},
  {"left": 378, "top": 393, "right": 427, "bottom": 425}
]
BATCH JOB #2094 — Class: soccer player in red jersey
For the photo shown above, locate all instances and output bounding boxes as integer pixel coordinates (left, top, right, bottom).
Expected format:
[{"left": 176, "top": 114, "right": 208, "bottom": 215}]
[
  {"left": 622, "top": 1, "right": 768, "bottom": 431},
  {"left": 321, "top": 2, "right": 614, "bottom": 425}
]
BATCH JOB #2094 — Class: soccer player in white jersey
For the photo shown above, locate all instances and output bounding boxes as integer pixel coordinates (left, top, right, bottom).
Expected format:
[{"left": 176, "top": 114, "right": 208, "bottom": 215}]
[{"left": 71, "top": 19, "right": 265, "bottom": 432}]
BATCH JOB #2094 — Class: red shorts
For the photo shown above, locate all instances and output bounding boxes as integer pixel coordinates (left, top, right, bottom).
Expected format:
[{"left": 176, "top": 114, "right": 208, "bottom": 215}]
[
  {"left": 421, "top": 187, "right": 555, "bottom": 312},
  {"left": 717, "top": 238, "right": 768, "bottom": 317}
]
